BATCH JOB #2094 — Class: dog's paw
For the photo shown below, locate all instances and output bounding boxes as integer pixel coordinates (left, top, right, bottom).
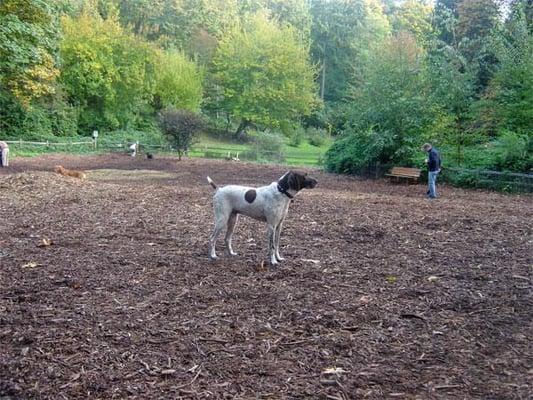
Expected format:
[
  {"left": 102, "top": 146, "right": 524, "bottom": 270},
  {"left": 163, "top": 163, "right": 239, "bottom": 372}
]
[
  {"left": 209, "top": 254, "right": 218, "bottom": 261},
  {"left": 226, "top": 250, "right": 238, "bottom": 256},
  {"left": 275, "top": 255, "right": 285, "bottom": 262}
]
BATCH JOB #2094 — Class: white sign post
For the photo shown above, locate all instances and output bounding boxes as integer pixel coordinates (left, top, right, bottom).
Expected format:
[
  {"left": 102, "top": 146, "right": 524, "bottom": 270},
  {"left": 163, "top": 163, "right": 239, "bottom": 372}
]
[{"left": 92, "top": 130, "right": 99, "bottom": 149}]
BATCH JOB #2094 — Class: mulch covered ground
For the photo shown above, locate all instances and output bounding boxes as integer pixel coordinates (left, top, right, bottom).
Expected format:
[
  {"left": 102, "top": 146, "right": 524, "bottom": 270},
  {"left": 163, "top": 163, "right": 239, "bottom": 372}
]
[{"left": 0, "top": 154, "right": 531, "bottom": 399}]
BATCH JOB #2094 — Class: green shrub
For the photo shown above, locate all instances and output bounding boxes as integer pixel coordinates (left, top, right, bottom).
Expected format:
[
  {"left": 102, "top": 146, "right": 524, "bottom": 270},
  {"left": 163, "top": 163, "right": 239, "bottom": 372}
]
[
  {"left": 288, "top": 125, "right": 305, "bottom": 147},
  {"left": 325, "top": 129, "right": 392, "bottom": 174},
  {"left": 306, "top": 127, "right": 328, "bottom": 147},
  {"left": 158, "top": 108, "right": 204, "bottom": 160},
  {"left": 493, "top": 130, "right": 532, "bottom": 172},
  {"left": 0, "top": 89, "right": 79, "bottom": 140}
]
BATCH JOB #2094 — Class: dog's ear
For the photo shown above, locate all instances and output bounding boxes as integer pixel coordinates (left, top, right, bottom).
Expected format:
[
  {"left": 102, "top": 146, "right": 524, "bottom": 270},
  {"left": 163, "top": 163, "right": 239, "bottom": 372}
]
[
  {"left": 287, "top": 171, "right": 307, "bottom": 191},
  {"left": 287, "top": 172, "right": 298, "bottom": 191}
]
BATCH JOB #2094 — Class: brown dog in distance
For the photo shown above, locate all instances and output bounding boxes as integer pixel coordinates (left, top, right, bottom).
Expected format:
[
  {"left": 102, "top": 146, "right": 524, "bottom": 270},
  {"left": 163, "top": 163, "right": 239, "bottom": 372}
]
[{"left": 54, "top": 165, "right": 87, "bottom": 180}]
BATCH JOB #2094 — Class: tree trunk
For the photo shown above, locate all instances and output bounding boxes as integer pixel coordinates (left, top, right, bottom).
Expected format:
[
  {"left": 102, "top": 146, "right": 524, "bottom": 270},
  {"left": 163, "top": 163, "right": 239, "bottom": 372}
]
[
  {"left": 320, "top": 40, "right": 327, "bottom": 100},
  {"left": 235, "top": 119, "right": 250, "bottom": 140},
  {"left": 225, "top": 114, "right": 232, "bottom": 134},
  {"left": 320, "top": 57, "right": 326, "bottom": 100}
]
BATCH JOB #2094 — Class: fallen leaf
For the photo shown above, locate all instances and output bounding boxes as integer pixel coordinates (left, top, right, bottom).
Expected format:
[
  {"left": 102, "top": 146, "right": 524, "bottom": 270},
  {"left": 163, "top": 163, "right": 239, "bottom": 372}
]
[
  {"left": 21, "top": 262, "right": 41, "bottom": 269},
  {"left": 301, "top": 259, "right": 320, "bottom": 264},
  {"left": 322, "top": 367, "right": 348, "bottom": 376},
  {"left": 359, "top": 295, "right": 371, "bottom": 304},
  {"left": 428, "top": 275, "right": 439, "bottom": 282},
  {"left": 37, "top": 238, "right": 53, "bottom": 247},
  {"left": 161, "top": 369, "right": 176, "bottom": 375}
]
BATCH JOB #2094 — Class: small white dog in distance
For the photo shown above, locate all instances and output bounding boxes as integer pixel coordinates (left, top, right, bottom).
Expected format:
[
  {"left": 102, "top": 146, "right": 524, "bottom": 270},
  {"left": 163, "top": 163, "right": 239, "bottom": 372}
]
[{"left": 207, "top": 171, "right": 318, "bottom": 266}]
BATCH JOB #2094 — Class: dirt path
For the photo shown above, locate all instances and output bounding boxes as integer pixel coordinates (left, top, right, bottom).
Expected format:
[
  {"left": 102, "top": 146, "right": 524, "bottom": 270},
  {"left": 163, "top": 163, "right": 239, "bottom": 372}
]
[{"left": 0, "top": 154, "right": 531, "bottom": 399}]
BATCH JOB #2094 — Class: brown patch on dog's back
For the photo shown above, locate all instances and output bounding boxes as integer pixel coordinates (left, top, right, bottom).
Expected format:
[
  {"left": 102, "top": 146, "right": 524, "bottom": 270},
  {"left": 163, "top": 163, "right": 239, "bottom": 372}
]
[{"left": 244, "top": 189, "right": 257, "bottom": 203}]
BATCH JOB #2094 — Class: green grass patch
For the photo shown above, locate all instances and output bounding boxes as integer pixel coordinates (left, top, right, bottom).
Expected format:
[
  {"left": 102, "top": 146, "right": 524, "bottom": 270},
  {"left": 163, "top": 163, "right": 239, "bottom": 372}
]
[
  {"left": 191, "top": 134, "right": 331, "bottom": 166},
  {"left": 6, "top": 131, "right": 331, "bottom": 167}
]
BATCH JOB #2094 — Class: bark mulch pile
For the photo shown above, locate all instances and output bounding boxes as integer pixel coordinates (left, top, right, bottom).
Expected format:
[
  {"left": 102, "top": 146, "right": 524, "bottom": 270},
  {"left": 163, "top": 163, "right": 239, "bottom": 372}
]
[{"left": 0, "top": 154, "right": 531, "bottom": 399}]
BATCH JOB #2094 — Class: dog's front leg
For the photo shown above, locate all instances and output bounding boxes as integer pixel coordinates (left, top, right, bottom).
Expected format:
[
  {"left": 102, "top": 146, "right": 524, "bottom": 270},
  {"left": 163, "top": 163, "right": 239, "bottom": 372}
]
[
  {"left": 267, "top": 224, "right": 278, "bottom": 266},
  {"left": 274, "top": 220, "right": 285, "bottom": 262}
]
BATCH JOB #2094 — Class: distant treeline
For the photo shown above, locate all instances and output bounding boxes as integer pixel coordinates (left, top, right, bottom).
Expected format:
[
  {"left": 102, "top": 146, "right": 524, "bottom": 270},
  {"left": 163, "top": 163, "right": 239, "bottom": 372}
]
[{"left": 0, "top": 0, "right": 531, "bottom": 173}]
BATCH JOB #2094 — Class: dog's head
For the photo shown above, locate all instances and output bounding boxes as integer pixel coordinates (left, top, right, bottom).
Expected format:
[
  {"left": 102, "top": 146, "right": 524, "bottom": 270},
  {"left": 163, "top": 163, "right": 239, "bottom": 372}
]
[
  {"left": 54, "top": 165, "right": 65, "bottom": 173},
  {"left": 279, "top": 171, "right": 318, "bottom": 192}
]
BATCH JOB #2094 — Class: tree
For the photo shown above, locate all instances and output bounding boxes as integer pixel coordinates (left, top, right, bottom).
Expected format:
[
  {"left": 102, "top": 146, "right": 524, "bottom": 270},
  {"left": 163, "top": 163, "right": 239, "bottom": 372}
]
[
  {"left": 114, "top": 0, "right": 240, "bottom": 55},
  {"left": 153, "top": 50, "right": 203, "bottom": 112},
  {"left": 325, "top": 32, "right": 438, "bottom": 173},
  {"left": 476, "top": 4, "right": 533, "bottom": 135},
  {"left": 60, "top": 10, "right": 157, "bottom": 131},
  {"left": 390, "top": 0, "right": 434, "bottom": 44},
  {"left": 159, "top": 108, "right": 204, "bottom": 160},
  {"left": 433, "top": 0, "right": 460, "bottom": 45},
  {"left": 310, "top": 0, "right": 389, "bottom": 102},
  {"left": 456, "top": 0, "right": 501, "bottom": 90},
  {"left": 210, "top": 12, "right": 318, "bottom": 138},
  {"left": 238, "top": 0, "right": 312, "bottom": 37},
  {"left": 0, "top": 0, "right": 60, "bottom": 106}
]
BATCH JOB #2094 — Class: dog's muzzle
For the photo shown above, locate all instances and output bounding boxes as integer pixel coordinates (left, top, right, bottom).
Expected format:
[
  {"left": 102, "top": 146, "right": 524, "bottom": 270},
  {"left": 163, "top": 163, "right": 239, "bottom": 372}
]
[{"left": 305, "top": 178, "right": 318, "bottom": 189}]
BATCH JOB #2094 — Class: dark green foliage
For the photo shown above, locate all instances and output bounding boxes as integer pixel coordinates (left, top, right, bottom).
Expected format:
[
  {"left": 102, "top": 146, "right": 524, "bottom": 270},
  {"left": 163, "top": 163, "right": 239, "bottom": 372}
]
[
  {"left": 433, "top": 0, "right": 460, "bottom": 44},
  {"left": 492, "top": 131, "right": 532, "bottom": 172},
  {"left": 477, "top": 6, "right": 533, "bottom": 135},
  {"left": 325, "top": 129, "right": 392, "bottom": 174},
  {"left": 0, "top": 90, "right": 78, "bottom": 139},
  {"left": 158, "top": 108, "right": 204, "bottom": 160},
  {"left": 310, "top": 0, "right": 389, "bottom": 102},
  {"left": 326, "top": 33, "right": 436, "bottom": 174}
]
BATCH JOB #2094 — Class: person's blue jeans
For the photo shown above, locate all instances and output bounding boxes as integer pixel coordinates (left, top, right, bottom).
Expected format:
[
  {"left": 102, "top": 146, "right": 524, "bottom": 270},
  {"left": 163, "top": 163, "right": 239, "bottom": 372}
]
[{"left": 428, "top": 170, "right": 440, "bottom": 198}]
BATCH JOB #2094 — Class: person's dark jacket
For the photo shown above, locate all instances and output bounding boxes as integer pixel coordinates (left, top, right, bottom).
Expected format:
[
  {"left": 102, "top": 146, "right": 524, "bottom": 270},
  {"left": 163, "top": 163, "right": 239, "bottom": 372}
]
[{"left": 428, "top": 148, "right": 441, "bottom": 172}]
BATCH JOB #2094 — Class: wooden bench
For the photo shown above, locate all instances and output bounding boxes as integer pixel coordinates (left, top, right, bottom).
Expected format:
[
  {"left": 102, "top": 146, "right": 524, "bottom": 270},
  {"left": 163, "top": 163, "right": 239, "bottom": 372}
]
[{"left": 386, "top": 167, "right": 421, "bottom": 183}]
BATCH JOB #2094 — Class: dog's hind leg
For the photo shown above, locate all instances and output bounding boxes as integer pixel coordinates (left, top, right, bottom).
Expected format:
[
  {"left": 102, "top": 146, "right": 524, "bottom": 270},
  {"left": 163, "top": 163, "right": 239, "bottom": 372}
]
[
  {"left": 225, "top": 212, "right": 238, "bottom": 256},
  {"left": 209, "top": 215, "right": 228, "bottom": 260}
]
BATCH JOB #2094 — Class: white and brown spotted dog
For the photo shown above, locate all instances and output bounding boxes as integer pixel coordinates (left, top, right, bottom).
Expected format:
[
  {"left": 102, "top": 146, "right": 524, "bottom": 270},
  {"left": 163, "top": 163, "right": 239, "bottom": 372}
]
[{"left": 207, "top": 171, "right": 317, "bottom": 265}]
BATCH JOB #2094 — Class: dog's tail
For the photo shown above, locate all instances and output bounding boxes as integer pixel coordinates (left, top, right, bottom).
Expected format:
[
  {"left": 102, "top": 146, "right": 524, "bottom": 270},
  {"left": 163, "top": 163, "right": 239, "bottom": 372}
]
[{"left": 207, "top": 176, "right": 217, "bottom": 190}]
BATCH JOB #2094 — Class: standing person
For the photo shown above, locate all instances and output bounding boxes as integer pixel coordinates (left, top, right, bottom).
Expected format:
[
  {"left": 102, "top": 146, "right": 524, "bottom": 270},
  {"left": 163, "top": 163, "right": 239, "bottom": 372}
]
[
  {"left": 422, "top": 143, "right": 441, "bottom": 199},
  {"left": 0, "top": 141, "right": 9, "bottom": 167}
]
